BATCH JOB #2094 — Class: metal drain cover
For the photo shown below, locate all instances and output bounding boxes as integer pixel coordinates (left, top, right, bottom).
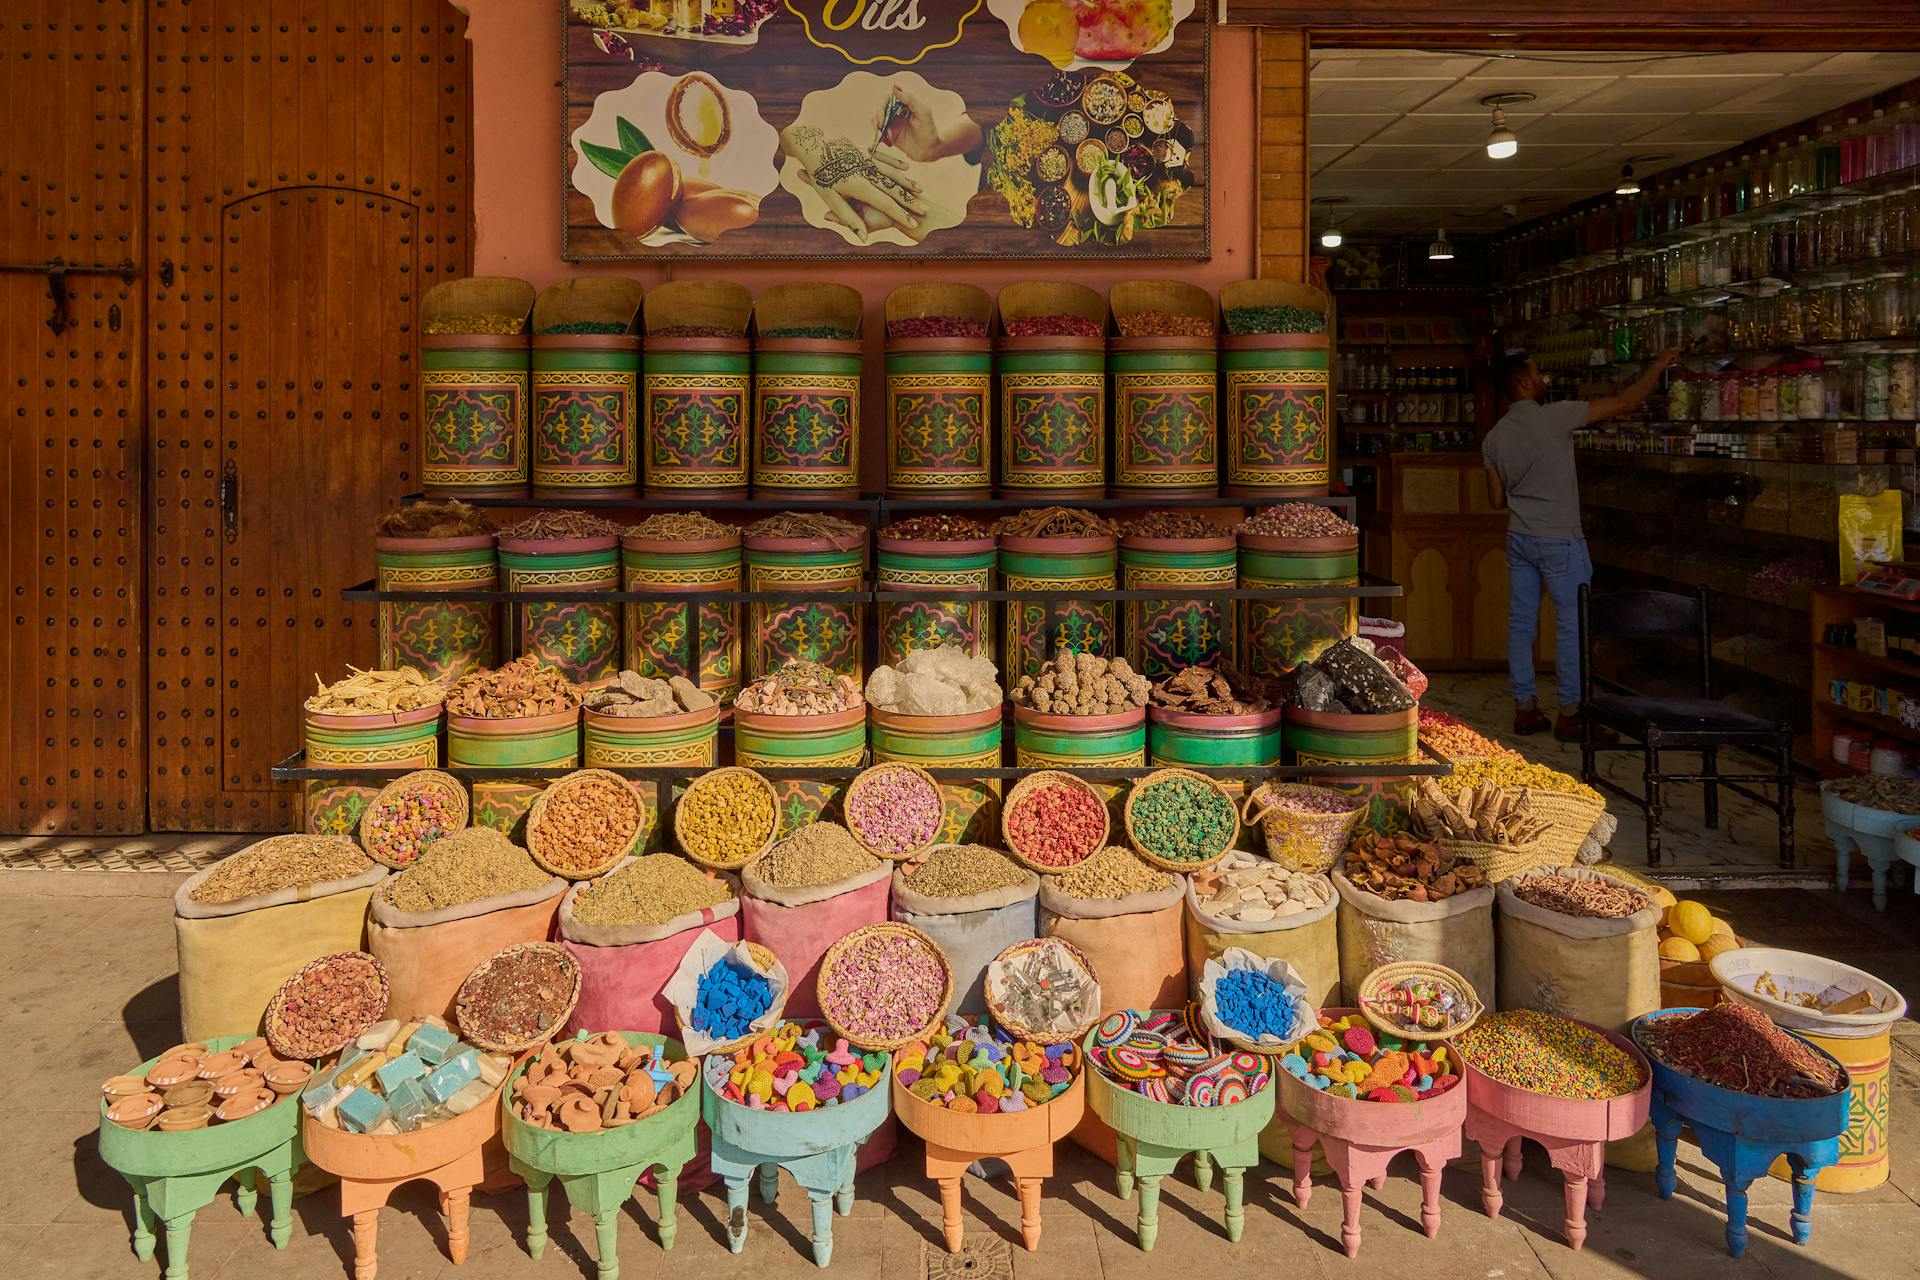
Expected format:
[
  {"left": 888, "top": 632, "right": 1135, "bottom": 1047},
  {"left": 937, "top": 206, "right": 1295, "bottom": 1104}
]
[{"left": 923, "top": 1239, "right": 1013, "bottom": 1280}]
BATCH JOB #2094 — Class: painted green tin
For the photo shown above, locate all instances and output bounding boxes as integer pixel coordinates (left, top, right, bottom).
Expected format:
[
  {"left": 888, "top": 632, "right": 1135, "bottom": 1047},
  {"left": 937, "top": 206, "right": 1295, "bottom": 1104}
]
[
  {"left": 449, "top": 706, "right": 581, "bottom": 836},
  {"left": 622, "top": 531, "right": 742, "bottom": 705},
  {"left": 1238, "top": 531, "right": 1358, "bottom": 678},
  {"left": 303, "top": 704, "right": 443, "bottom": 837},
  {"left": 734, "top": 705, "right": 866, "bottom": 836},
  {"left": 999, "top": 533, "right": 1117, "bottom": 681},
  {"left": 422, "top": 334, "right": 530, "bottom": 497},
  {"left": 644, "top": 337, "right": 750, "bottom": 498},
  {"left": 869, "top": 705, "right": 1003, "bottom": 845},
  {"left": 532, "top": 333, "right": 640, "bottom": 497},
  {"left": 584, "top": 704, "right": 719, "bottom": 852},
  {"left": 373, "top": 534, "right": 499, "bottom": 684},
  {"left": 1222, "top": 333, "right": 1331, "bottom": 499},
  {"left": 1110, "top": 335, "right": 1218, "bottom": 496},
  {"left": 1120, "top": 533, "right": 1237, "bottom": 679},
  {"left": 876, "top": 533, "right": 996, "bottom": 668},
  {"left": 997, "top": 336, "right": 1105, "bottom": 498},
  {"left": 1014, "top": 705, "right": 1145, "bottom": 818},
  {"left": 1285, "top": 704, "right": 1418, "bottom": 836},
  {"left": 743, "top": 532, "right": 867, "bottom": 680},
  {"left": 886, "top": 337, "right": 992, "bottom": 499},
  {"left": 753, "top": 338, "right": 862, "bottom": 499},
  {"left": 498, "top": 534, "right": 621, "bottom": 686}
]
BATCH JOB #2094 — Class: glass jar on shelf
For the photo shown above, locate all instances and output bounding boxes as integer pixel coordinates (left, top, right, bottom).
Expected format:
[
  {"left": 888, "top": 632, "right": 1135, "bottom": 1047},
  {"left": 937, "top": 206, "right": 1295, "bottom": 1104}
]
[
  {"left": 1775, "top": 289, "right": 1806, "bottom": 344},
  {"left": 1719, "top": 367, "right": 1741, "bottom": 421},
  {"left": 1752, "top": 294, "right": 1778, "bottom": 348},
  {"left": 1737, "top": 369, "right": 1760, "bottom": 421},
  {"left": 1886, "top": 192, "right": 1913, "bottom": 256},
  {"left": 1757, "top": 366, "right": 1780, "bottom": 421},
  {"left": 1843, "top": 279, "right": 1873, "bottom": 341},
  {"left": 1866, "top": 354, "right": 1892, "bottom": 422},
  {"left": 1799, "top": 360, "right": 1825, "bottom": 420},
  {"left": 1709, "top": 235, "right": 1733, "bottom": 287},
  {"left": 1674, "top": 242, "right": 1699, "bottom": 291},
  {"left": 1855, "top": 196, "right": 1886, "bottom": 261},
  {"left": 1808, "top": 284, "right": 1843, "bottom": 342},
  {"left": 1727, "top": 299, "right": 1756, "bottom": 351},
  {"left": 1826, "top": 359, "right": 1855, "bottom": 420},
  {"left": 1817, "top": 205, "right": 1849, "bottom": 266},
  {"left": 1795, "top": 214, "right": 1819, "bottom": 272},
  {"left": 1700, "top": 372, "right": 1723, "bottom": 422},
  {"left": 1890, "top": 353, "right": 1916, "bottom": 421},
  {"left": 1778, "top": 361, "right": 1801, "bottom": 419},
  {"left": 1870, "top": 272, "right": 1911, "bottom": 338}
]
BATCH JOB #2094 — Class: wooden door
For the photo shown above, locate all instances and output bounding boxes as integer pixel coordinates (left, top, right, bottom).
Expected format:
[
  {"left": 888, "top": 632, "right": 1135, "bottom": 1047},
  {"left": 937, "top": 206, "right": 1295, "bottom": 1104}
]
[
  {"left": 0, "top": 0, "right": 146, "bottom": 834},
  {"left": 147, "top": 1, "right": 470, "bottom": 830}
]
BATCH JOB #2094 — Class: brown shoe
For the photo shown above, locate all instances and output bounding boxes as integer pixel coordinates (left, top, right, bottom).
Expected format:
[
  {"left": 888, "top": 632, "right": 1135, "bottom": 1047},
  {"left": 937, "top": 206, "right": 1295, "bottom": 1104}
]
[
  {"left": 1513, "top": 704, "right": 1552, "bottom": 735},
  {"left": 1556, "top": 711, "right": 1619, "bottom": 745}
]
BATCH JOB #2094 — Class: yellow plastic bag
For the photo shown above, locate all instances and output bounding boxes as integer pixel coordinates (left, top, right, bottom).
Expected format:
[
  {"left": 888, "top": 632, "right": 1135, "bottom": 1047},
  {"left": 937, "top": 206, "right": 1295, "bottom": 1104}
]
[{"left": 1839, "top": 490, "right": 1904, "bottom": 585}]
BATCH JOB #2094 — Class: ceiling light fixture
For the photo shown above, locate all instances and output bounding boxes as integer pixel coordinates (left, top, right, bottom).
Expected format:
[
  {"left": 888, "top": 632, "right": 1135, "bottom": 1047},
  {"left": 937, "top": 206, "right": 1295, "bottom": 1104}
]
[
  {"left": 1312, "top": 195, "right": 1349, "bottom": 250},
  {"left": 1428, "top": 228, "right": 1455, "bottom": 261},
  {"left": 1615, "top": 164, "right": 1641, "bottom": 196},
  {"left": 1480, "top": 93, "right": 1534, "bottom": 160}
]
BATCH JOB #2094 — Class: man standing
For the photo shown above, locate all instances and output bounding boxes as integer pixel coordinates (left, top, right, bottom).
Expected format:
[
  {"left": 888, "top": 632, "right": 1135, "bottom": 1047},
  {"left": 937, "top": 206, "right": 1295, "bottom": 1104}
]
[{"left": 1483, "top": 349, "right": 1678, "bottom": 740}]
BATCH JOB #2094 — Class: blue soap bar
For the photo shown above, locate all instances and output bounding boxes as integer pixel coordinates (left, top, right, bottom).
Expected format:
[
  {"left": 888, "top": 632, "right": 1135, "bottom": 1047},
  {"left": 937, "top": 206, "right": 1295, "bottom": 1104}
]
[
  {"left": 374, "top": 1051, "right": 426, "bottom": 1094},
  {"left": 424, "top": 1049, "right": 481, "bottom": 1105},
  {"left": 408, "top": 1024, "right": 459, "bottom": 1067},
  {"left": 385, "top": 1077, "right": 433, "bottom": 1131},
  {"left": 301, "top": 1063, "right": 343, "bottom": 1115},
  {"left": 337, "top": 1086, "right": 389, "bottom": 1134}
]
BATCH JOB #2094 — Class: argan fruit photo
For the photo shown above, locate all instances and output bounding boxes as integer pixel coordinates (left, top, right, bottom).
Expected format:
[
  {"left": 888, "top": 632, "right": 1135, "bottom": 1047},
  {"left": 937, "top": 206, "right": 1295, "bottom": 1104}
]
[{"left": 611, "top": 151, "right": 682, "bottom": 237}]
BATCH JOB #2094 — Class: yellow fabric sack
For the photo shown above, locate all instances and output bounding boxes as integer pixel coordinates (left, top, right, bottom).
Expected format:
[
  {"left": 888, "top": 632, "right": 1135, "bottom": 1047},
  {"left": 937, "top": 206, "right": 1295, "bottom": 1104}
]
[
  {"left": 174, "top": 866, "right": 383, "bottom": 1042},
  {"left": 1182, "top": 860, "right": 1339, "bottom": 1010},
  {"left": 1495, "top": 868, "right": 1661, "bottom": 1032}
]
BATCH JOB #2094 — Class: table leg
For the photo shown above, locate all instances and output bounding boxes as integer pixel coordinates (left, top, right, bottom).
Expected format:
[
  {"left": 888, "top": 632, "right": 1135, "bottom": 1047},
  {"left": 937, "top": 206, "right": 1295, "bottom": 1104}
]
[
  {"left": 835, "top": 1167, "right": 854, "bottom": 1218},
  {"left": 1018, "top": 1176, "right": 1043, "bottom": 1251},
  {"left": 1115, "top": 1136, "right": 1135, "bottom": 1199},
  {"left": 939, "top": 1176, "right": 964, "bottom": 1253},
  {"left": 1477, "top": 1141, "right": 1503, "bottom": 1218},
  {"left": 352, "top": 1207, "right": 380, "bottom": 1280},
  {"left": 759, "top": 1163, "right": 780, "bottom": 1207},
  {"left": 1193, "top": 1149, "right": 1214, "bottom": 1193},
  {"left": 1589, "top": 1173, "right": 1606, "bottom": 1213},
  {"left": 268, "top": 1166, "right": 292, "bottom": 1249},
  {"left": 1724, "top": 1178, "right": 1752, "bottom": 1258},
  {"left": 1788, "top": 1155, "right": 1817, "bottom": 1245},
  {"left": 1415, "top": 1153, "right": 1443, "bottom": 1239},
  {"left": 1563, "top": 1176, "right": 1589, "bottom": 1251},
  {"left": 444, "top": 1187, "right": 472, "bottom": 1266},
  {"left": 594, "top": 1207, "right": 620, "bottom": 1280},
  {"left": 163, "top": 1212, "right": 194, "bottom": 1280},
  {"left": 1503, "top": 1136, "right": 1524, "bottom": 1183},
  {"left": 656, "top": 1164, "right": 682, "bottom": 1251},
  {"left": 1341, "top": 1182, "right": 1364, "bottom": 1258},
  {"left": 131, "top": 1186, "right": 158, "bottom": 1262},
  {"left": 1652, "top": 1112, "right": 1682, "bottom": 1200},
  {"left": 1291, "top": 1130, "right": 1314, "bottom": 1209},
  {"left": 235, "top": 1167, "right": 258, "bottom": 1219},
  {"left": 807, "top": 1189, "right": 835, "bottom": 1268},
  {"left": 1223, "top": 1168, "right": 1245, "bottom": 1244},
  {"left": 1136, "top": 1175, "right": 1162, "bottom": 1253},
  {"left": 522, "top": 1171, "right": 551, "bottom": 1261},
  {"left": 725, "top": 1176, "right": 750, "bottom": 1254}
]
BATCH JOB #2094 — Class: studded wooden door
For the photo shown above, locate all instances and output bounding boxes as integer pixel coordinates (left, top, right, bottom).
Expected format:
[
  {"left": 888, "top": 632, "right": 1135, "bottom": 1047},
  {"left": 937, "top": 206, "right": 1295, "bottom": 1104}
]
[
  {"left": 146, "top": 1, "right": 470, "bottom": 831},
  {"left": 0, "top": 0, "right": 146, "bottom": 835}
]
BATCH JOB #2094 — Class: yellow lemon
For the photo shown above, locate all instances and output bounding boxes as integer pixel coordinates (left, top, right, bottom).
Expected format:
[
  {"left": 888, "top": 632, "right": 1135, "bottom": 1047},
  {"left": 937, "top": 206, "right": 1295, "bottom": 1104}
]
[
  {"left": 1698, "top": 934, "right": 1741, "bottom": 962},
  {"left": 1668, "top": 900, "right": 1714, "bottom": 946},
  {"left": 1659, "top": 936, "right": 1702, "bottom": 962}
]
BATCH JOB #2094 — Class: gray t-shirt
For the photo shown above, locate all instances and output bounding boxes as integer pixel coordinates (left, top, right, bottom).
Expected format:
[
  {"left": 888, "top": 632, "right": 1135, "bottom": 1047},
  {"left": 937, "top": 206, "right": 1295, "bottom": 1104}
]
[{"left": 1481, "top": 398, "right": 1588, "bottom": 540}]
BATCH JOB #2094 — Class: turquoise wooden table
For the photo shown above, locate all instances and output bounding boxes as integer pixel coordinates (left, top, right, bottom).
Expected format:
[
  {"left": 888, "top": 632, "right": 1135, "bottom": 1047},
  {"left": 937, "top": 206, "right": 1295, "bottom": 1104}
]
[
  {"left": 700, "top": 1048, "right": 893, "bottom": 1267},
  {"left": 96, "top": 1035, "right": 304, "bottom": 1280},
  {"left": 502, "top": 1031, "right": 701, "bottom": 1280},
  {"left": 1823, "top": 788, "right": 1911, "bottom": 910},
  {"left": 1633, "top": 1008, "right": 1853, "bottom": 1257},
  {"left": 1082, "top": 1018, "right": 1277, "bottom": 1252}
]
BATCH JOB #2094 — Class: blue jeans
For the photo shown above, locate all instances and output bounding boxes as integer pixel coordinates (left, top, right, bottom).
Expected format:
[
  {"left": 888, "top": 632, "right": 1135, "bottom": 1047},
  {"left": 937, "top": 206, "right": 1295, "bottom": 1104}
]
[{"left": 1507, "top": 532, "right": 1591, "bottom": 708}]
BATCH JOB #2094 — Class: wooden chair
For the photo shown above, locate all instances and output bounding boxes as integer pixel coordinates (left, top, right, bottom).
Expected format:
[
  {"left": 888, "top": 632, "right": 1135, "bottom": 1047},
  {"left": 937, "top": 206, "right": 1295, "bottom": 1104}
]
[{"left": 1576, "top": 584, "right": 1794, "bottom": 868}]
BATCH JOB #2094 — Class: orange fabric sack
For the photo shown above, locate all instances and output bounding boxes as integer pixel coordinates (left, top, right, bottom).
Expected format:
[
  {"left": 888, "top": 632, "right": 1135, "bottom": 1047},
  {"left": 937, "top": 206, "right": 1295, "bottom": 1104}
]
[
  {"left": 367, "top": 882, "right": 564, "bottom": 1019},
  {"left": 1037, "top": 876, "right": 1187, "bottom": 1017}
]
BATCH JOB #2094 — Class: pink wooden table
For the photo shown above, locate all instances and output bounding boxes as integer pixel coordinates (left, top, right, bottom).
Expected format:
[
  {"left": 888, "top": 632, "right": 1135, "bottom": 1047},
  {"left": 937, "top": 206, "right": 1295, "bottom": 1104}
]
[
  {"left": 1277, "top": 1010, "right": 1467, "bottom": 1258},
  {"left": 1459, "top": 1020, "right": 1652, "bottom": 1251}
]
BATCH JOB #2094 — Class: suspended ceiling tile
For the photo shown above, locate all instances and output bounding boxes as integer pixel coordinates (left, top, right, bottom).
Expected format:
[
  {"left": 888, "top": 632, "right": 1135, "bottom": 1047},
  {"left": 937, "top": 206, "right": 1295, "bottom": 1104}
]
[
  {"left": 1803, "top": 52, "right": 1920, "bottom": 80},
  {"left": 1339, "top": 144, "right": 1486, "bottom": 169},
  {"left": 1310, "top": 53, "right": 1492, "bottom": 81},
  {"left": 1513, "top": 113, "right": 1671, "bottom": 145},
  {"left": 1418, "top": 75, "right": 1616, "bottom": 115},
  {"left": 1569, "top": 75, "right": 1775, "bottom": 114},
  {"left": 1312, "top": 82, "right": 1459, "bottom": 115},
  {"left": 1617, "top": 52, "right": 1834, "bottom": 78},
  {"left": 1310, "top": 114, "right": 1399, "bottom": 146}
]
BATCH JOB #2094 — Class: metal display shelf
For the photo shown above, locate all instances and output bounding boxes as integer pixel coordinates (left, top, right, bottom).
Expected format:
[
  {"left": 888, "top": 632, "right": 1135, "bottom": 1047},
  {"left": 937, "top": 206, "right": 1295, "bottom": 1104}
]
[{"left": 341, "top": 579, "right": 1406, "bottom": 604}]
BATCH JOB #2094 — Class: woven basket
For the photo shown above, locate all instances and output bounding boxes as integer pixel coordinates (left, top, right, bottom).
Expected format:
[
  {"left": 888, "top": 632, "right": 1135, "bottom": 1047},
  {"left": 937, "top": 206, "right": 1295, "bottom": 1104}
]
[
  {"left": 817, "top": 922, "right": 952, "bottom": 1053},
  {"left": 674, "top": 766, "right": 780, "bottom": 870},
  {"left": 264, "top": 951, "right": 391, "bottom": 1062},
  {"left": 677, "top": 942, "right": 788, "bottom": 1057},
  {"left": 1436, "top": 834, "right": 1563, "bottom": 884},
  {"left": 1524, "top": 788, "right": 1611, "bottom": 865},
  {"left": 1356, "top": 960, "right": 1482, "bottom": 1042},
  {"left": 359, "top": 769, "right": 469, "bottom": 868},
  {"left": 455, "top": 941, "right": 583, "bottom": 1054},
  {"left": 1124, "top": 768, "right": 1241, "bottom": 873},
  {"left": 844, "top": 761, "right": 943, "bottom": 861},
  {"left": 984, "top": 936, "right": 1103, "bottom": 1046},
  {"left": 1240, "top": 783, "right": 1366, "bottom": 874},
  {"left": 525, "top": 767, "right": 644, "bottom": 880},
  {"left": 1001, "top": 770, "right": 1109, "bottom": 875}
]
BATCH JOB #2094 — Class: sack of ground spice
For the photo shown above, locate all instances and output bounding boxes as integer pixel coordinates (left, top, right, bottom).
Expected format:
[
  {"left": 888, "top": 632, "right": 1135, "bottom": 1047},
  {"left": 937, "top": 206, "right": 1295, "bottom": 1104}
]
[
  {"left": 1183, "top": 851, "right": 1339, "bottom": 1011},
  {"left": 740, "top": 822, "right": 893, "bottom": 1019},
  {"left": 558, "top": 854, "right": 743, "bottom": 1037},
  {"left": 367, "top": 828, "right": 567, "bottom": 1019},
  {"left": 891, "top": 845, "right": 1041, "bottom": 1016},
  {"left": 1332, "top": 863, "right": 1494, "bottom": 1010},
  {"left": 1037, "top": 844, "right": 1186, "bottom": 1017},
  {"left": 1495, "top": 867, "right": 1660, "bottom": 1033},
  {"left": 174, "top": 835, "right": 389, "bottom": 1042}
]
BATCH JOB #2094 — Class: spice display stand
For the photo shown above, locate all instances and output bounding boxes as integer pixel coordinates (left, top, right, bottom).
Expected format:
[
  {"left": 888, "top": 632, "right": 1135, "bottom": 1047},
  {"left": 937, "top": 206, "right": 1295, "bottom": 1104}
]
[
  {"left": 1823, "top": 789, "right": 1911, "bottom": 910},
  {"left": 1277, "top": 1009, "right": 1467, "bottom": 1258},
  {"left": 502, "top": 1032, "right": 702, "bottom": 1277},
  {"left": 700, "top": 1052, "right": 893, "bottom": 1267},
  {"left": 1632, "top": 1009, "right": 1853, "bottom": 1257},
  {"left": 97, "top": 1037, "right": 304, "bottom": 1280},
  {"left": 303, "top": 1075, "right": 515, "bottom": 1280},
  {"left": 1084, "top": 1036, "right": 1276, "bottom": 1251},
  {"left": 1460, "top": 1020, "right": 1653, "bottom": 1250},
  {"left": 891, "top": 1065, "right": 1087, "bottom": 1251}
]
